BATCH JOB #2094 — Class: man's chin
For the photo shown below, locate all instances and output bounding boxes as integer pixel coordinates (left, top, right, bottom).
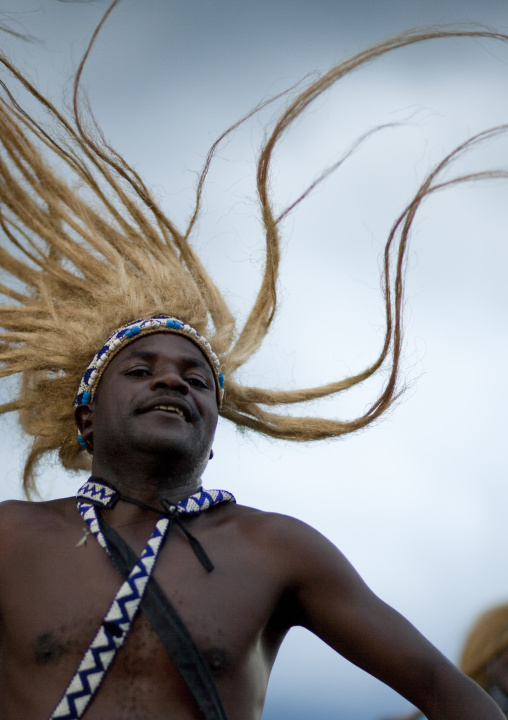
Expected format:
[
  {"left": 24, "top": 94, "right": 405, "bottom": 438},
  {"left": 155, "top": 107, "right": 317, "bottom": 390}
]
[
  {"left": 135, "top": 435, "right": 209, "bottom": 468},
  {"left": 137, "top": 436, "right": 191, "bottom": 457}
]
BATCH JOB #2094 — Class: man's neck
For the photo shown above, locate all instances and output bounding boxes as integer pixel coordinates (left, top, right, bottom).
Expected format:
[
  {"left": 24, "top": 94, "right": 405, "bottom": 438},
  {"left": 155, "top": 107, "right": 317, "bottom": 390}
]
[
  {"left": 89, "top": 455, "right": 205, "bottom": 508},
  {"left": 84, "top": 473, "right": 204, "bottom": 531}
]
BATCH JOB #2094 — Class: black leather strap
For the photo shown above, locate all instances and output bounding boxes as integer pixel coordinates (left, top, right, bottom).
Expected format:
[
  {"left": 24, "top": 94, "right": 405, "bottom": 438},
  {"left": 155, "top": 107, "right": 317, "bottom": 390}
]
[{"left": 99, "top": 518, "right": 227, "bottom": 720}]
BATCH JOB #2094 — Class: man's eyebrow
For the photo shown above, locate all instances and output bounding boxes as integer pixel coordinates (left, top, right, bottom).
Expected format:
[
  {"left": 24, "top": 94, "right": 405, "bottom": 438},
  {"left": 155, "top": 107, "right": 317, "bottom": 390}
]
[
  {"left": 119, "top": 349, "right": 158, "bottom": 361},
  {"left": 119, "top": 349, "right": 213, "bottom": 374},
  {"left": 180, "top": 356, "right": 212, "bottom": 374}
]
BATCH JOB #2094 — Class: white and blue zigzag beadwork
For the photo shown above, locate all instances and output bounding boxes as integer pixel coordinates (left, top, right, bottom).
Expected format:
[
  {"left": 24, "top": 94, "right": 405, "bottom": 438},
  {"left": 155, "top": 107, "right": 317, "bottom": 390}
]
[
  {"left": 50, "top": 480, "right": 235, "bottom": 719},
  {"left": 49, "top": 508, "right": 169, "bottom": 719},
  {"left": 76, "top": 478, "right": 236, "bottom": 521}
]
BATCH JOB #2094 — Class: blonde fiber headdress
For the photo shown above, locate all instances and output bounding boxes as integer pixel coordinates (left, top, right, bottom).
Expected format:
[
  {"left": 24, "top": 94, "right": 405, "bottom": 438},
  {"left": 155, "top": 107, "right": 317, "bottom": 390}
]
[
  {"left": 0, "top": 6, "right": 507, "bottom": 496},
  {"left": 459, "top": 604, "right": 508, "bottom": 690}
]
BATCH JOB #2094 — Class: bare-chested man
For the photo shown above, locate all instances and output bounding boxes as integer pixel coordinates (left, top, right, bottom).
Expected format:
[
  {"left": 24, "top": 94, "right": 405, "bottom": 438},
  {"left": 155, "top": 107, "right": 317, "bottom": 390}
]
[
  {"left": 0, "top": 5, "right": 507, "bottom": 717},
  {"left": 0, "top": 323, "right": 503, "bottom": 720}
]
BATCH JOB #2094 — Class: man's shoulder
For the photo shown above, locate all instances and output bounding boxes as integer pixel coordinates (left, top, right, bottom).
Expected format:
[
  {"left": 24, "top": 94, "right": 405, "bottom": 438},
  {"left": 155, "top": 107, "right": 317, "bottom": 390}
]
[
  {"left": 220, "top": 504, "right": 350, "bottom": 593},
  {"left": 0, "top": 497, "right": 77, "bottom": 537},
  {"left": 0, "top": 496, "right": 75, "bottom": 513},
  {"left": 230, "top": 501, "right": 322, "bottom": 530},
  {"left": 226, "top": 502, "right": 333, "bottom": 554},
  {"left": 225, "top": 501, "right": 303, "bottom": 527}
]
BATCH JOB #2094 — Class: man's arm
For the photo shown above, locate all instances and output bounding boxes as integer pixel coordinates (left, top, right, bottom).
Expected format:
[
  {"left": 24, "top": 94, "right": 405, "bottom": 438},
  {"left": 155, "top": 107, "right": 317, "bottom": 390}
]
[{"left": 274, "top": 515, "right": 504, "bottom": 720}]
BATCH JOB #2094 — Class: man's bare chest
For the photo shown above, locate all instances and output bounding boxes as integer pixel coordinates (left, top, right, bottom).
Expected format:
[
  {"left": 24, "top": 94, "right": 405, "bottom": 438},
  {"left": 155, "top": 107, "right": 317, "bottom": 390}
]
[{"left": 0, "top": 514, "right": 286, "bottom": 676}]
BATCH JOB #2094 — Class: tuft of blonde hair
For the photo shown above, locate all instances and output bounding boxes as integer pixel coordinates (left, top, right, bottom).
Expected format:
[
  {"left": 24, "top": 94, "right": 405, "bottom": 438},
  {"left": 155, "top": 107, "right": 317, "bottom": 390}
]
[
  {"left": 459, "top": 604, "right": 508, "bottom": 690},
  {"left": 0, "top": 2, "right": 507, "bottom": 496}
]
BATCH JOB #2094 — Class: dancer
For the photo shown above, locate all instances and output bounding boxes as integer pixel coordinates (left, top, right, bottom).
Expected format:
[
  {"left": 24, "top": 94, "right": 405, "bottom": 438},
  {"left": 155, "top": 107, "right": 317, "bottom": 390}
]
[{"left": 0, "top": 3, "right": 505, "bottom": 718}]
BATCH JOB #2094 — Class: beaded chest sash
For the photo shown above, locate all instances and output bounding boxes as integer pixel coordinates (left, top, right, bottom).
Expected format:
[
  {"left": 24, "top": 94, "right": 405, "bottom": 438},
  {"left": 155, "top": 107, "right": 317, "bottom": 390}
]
[{"left": 49, "top": 478, "right": 235, "bottom": 720}]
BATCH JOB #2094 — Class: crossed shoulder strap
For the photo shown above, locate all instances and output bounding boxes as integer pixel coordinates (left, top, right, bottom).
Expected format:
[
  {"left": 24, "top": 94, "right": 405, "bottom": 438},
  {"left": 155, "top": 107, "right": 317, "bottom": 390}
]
[
  {"left": 48, "top": 478, "right": 235, "bottom": 720},
  {"left": 100, "top": 519, "right": 227, "bottom": 720}
]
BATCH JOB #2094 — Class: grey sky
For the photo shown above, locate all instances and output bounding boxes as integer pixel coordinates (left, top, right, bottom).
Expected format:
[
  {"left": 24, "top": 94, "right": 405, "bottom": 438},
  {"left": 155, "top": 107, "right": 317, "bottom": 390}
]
[{"left": 1, "top": 1, "right": 508, "bottom": 718}]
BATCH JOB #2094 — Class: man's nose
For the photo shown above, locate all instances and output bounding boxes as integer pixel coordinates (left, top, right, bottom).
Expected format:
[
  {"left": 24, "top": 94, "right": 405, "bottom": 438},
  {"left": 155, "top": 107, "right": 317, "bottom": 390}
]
[{"left": 149, "top": 368, "right": 189, "bottom": 394}]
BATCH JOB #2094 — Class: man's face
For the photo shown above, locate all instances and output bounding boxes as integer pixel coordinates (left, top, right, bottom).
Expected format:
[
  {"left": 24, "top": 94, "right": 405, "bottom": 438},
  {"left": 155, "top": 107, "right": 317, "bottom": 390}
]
[{"left": 82, "top": 332, "right": 219, "bottom": 470}]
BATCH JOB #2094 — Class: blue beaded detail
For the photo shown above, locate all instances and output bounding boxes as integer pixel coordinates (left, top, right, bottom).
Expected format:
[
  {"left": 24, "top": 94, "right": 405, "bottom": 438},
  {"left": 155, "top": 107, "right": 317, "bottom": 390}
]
[
  {"left": 161, "top": 488, "right": 235, "bottom": 516},
  {"left": 76, "top": 478, "right": 118, "bottom": 509},
  {"left": 125, "top": 325, "right": 140, "bottom": 338}
]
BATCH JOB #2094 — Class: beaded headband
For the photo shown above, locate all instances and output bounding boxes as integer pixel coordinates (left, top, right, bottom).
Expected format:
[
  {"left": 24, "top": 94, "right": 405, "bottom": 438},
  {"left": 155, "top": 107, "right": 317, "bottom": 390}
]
[{"left": 74, "top": 316, "right": 224, "bottom": 448}]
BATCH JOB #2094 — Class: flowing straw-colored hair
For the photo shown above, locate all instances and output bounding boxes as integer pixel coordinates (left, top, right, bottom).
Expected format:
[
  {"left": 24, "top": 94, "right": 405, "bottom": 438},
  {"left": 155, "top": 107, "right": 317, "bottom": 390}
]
[
  {"left": 0, "top": 1, "right": 506, "bottom": 496},
  {"left": 459, "top": 603, "right": 508, "bottom": 691}
]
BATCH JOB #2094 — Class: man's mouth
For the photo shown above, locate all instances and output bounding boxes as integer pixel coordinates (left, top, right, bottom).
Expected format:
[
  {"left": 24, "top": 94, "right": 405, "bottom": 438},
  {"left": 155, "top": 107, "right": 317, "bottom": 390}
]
[{"left": 151, "top": 405, "right": 186, "bottom": 419}]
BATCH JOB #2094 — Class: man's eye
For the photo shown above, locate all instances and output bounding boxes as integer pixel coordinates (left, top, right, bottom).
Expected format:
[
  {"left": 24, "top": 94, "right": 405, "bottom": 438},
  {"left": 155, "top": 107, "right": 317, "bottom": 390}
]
[
  {"left": 187, "top": 376, "right": 209, "bottom": 389},
  {"left": 125, "top": 367, "right": 151, "bottom": 377}
]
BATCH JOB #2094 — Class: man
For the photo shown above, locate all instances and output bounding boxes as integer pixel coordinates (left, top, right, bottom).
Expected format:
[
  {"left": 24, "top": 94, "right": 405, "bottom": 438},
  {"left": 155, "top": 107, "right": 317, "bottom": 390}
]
[
  {"left": 0, "top": 320, "right": 504, "bottom": 719},
  {"left": 0, "top": 8, "right": 506, "bottom": 718}
]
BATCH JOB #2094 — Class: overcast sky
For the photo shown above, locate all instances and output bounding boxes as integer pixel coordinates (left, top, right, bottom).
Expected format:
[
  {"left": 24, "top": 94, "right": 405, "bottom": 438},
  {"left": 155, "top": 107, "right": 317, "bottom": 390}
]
[{"left": 1, "top": 1, "right": 508, "bottom": 718}]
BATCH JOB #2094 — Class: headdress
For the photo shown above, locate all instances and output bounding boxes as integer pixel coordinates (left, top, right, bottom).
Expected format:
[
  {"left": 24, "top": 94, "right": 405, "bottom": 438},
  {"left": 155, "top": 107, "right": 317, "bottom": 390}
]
[
  {"left": 459, "top": 604, "right": 508, "bottom": 690},
  {"left": 0, "top": 7, "right": 506, "bottom": 496}
]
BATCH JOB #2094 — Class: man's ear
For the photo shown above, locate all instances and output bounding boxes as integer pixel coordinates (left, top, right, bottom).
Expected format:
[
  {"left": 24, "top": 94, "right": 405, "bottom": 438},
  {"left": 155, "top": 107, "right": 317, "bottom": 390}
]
[{"left": 74, "top": 404, "right": 94, "bottom": 448}]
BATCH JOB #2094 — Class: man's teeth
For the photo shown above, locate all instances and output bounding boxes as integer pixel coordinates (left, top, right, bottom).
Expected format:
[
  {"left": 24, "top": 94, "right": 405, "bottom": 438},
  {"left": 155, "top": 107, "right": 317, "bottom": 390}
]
[{"left": 153, "top": 405, "right": 185, "bottom": 417}]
